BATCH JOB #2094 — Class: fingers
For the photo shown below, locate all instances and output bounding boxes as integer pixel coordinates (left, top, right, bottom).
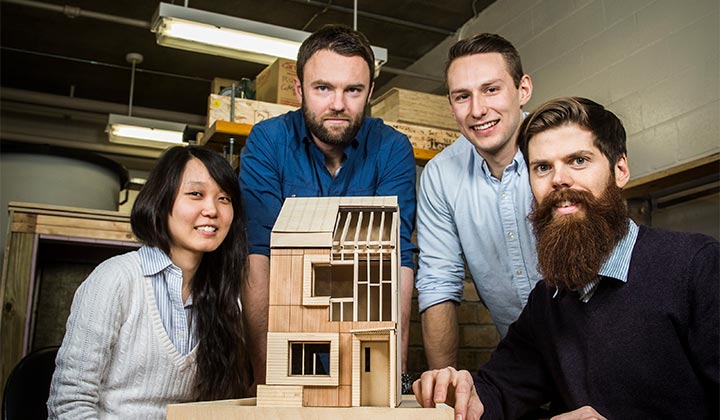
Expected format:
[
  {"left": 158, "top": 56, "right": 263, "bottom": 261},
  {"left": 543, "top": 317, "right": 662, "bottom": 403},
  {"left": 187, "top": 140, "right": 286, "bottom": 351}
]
[
  {"left": 413, "top": 368, "right": 484, "bottom": 420},
  {"left": 414, "top": 370, "right": 438, "bottom": 408},
  {"left": 550, "top": 405, "right": 607, "bottom": 420},
  {"left": 449, "top": 369, "right": 483, "bottom": 420}
]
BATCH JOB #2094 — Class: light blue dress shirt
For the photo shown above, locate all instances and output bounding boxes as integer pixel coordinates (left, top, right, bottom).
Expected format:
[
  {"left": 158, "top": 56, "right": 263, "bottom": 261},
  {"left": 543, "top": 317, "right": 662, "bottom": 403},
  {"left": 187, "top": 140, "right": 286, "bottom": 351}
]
[
  {"left": 577, "top": 220, "right": 640, "bottom": 302},
  {"left": 416, "top": 136, "right": 540, "bottom": 337},
  {"left": 139, "top": 246, "right": 196, "bottom": 355}
]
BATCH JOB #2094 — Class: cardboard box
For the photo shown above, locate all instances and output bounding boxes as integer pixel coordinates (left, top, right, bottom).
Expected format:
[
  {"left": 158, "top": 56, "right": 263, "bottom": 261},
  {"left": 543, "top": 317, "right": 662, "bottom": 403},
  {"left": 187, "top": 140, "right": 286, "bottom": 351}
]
[
  {"left": 387, "top": 121, "right": 459, "bottom": 152},
  {"left": 371, "top": 88, "right": 456, "bottom": 131},
  {"left": 255, "top": 58, "right": 300, "bottom": 107},
  {"left": 211, "top": 77, "right": 240, "bottom": 95},
  {"left": 207, "top": 94, "right": 297, "bottom": 128}
]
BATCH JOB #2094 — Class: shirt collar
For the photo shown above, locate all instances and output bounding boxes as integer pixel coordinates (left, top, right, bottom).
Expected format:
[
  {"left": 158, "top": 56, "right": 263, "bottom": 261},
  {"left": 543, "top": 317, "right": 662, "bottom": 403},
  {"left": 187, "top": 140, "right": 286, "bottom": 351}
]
[
  {"left": 476, "top": 147, "right": 525, "bottom": 180},
  {"left": 138, "top": 245, "right": 176, "bottom": 276},
  {"left": 551, "top": 219, "right": 639, "bottom": 302},
  {"left": 576, "top": 219, "right": 639, "bottom": 302},
  {"left": 598, "top": 219, "right": 639, "bottom": 282}
]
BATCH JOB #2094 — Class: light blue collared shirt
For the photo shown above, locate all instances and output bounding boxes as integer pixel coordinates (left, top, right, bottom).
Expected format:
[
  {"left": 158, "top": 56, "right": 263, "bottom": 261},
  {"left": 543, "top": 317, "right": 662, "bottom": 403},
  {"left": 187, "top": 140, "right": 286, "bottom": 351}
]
[
  {"left": 416, "top": 137, "right": 541, "bottom": 337},
  {"left": 139, "top": 246, "right": 196, "bottom": 355},
  {"left": 577, "top": 220, "right": 640, "bottom": 302}
]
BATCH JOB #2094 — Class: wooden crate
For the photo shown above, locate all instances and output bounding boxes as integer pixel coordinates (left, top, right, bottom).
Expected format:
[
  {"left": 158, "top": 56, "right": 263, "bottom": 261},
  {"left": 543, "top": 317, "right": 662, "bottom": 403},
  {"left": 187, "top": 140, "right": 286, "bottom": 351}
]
[
  {"left": 388, "top": 121, "right": 459, "bottom": 153},
  {"left": 371, "top": 88, "right": 456, "bottom": 131},
  {"left": 207, "top": 94, "right": 296, "bottom": 128}
]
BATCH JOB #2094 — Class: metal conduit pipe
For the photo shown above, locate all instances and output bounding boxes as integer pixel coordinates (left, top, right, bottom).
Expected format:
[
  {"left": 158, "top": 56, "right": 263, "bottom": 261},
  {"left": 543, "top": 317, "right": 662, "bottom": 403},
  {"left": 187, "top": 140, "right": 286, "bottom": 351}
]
[
  {"left": 287, "top": 0, "right": 455, "bottom": 35},
  {"left": 2, "top": 0, "right": 443, "bottom": 81},
  {"left": 1, "top": 131, "right": 163, "bottom": 160},
  {"left": 1, "top": 88, "right": 206, "bottom": 128},
  {"left": 2, "top": 0, "right": 150, "bottom": 28}
]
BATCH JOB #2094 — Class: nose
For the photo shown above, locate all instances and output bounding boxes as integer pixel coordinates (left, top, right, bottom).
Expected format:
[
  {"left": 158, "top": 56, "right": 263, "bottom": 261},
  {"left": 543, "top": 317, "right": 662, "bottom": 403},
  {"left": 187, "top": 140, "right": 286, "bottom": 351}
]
[
  {"left": 552, "top": 165, "right": 573, "bottom": 189},
  {"left": 201, "top": 199, "right": 218, "bottom": 218},
  {"left": 470, "top": 95, "right": 488, "bottom": 119},
  {"left": 329, "top": 91, "right": 345, "bottom": 112}
]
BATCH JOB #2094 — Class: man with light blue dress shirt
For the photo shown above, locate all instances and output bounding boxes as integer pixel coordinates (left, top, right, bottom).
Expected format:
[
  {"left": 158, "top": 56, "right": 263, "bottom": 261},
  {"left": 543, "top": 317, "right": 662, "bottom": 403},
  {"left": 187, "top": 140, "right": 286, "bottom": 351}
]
[{"left": 416, "top": 33, "right": 540, "bottom": 369}]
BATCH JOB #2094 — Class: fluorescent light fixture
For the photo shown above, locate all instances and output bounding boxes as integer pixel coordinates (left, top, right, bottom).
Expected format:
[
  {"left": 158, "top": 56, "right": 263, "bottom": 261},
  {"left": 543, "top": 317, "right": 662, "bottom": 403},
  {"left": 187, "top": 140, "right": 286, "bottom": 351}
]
[
  {"left": 107, "top": 114, "right": 187, "bottom": 149},
  {"left": 151, "top": 2, "right": 388, "bottom": 70}
]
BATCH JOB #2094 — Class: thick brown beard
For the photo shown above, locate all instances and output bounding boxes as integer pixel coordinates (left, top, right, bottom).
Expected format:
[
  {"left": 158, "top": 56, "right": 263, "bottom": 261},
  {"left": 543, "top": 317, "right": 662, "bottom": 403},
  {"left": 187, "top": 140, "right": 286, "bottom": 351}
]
[
  {"left": 530, "top": 181, "right": 629, "bottom": 291},
  {"left": 302, "top": 100, "right": 365, "bottom": 147}
]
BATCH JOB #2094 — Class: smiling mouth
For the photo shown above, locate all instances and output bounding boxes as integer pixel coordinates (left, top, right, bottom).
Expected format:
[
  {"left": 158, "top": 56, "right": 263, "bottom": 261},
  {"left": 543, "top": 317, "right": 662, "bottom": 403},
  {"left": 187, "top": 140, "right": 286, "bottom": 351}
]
[
  {"left": 471, "top": 120, "right": 499, "bottom": 131},
  {"left": 195, "top": 226, "right": 217, "bottom": 232},
  {"left": 554, "top": 200, "right": 580, "bottom": 215}
]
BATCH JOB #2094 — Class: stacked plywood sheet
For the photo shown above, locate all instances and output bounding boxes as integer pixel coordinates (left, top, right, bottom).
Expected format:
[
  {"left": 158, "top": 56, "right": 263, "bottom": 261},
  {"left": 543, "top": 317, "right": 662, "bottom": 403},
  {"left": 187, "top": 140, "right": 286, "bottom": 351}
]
[{"left": 371, "top": 88, "right": 460, "bottom": 163}]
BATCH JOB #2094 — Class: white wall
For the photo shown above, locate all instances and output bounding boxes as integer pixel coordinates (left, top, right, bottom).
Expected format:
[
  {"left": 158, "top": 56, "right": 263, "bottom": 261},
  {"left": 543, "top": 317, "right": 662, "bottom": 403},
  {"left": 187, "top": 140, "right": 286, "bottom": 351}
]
[{"left": 387, "top": 0, "right": 719, "bottom": 179}]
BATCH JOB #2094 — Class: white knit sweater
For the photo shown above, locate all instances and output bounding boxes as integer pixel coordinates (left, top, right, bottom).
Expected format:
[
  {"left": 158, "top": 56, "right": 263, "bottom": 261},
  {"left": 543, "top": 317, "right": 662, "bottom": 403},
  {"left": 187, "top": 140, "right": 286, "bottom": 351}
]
[{"left": 48, "top": 251, "right": 197, "bottom": 419}]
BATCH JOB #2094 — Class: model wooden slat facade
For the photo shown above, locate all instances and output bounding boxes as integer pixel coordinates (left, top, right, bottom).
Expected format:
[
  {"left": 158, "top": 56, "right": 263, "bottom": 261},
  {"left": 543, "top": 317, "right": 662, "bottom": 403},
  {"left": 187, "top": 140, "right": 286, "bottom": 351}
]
[{"left": 263, "top": 196, "right": 401, "bottom": 408}]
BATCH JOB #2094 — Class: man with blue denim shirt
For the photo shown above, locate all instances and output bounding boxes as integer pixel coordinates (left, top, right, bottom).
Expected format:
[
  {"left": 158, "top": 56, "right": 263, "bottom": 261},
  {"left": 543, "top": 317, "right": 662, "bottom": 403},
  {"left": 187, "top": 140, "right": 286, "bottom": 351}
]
[
  {"left": 416, "top": 33, "right": 540, "bottom": 369},
  {"left": 240, "top": 24, "right": 417, "bottom": 386}
]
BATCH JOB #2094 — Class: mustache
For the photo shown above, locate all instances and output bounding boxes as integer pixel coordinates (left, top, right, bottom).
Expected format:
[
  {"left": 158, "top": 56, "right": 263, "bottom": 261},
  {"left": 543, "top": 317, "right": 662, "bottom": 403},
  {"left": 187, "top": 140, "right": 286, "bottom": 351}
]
[
  {"left": 322, "top": 111, "right": 352, "bottom": 119},
  {"left": 541, "top": 188, "right": 596, "bottom": 209}
]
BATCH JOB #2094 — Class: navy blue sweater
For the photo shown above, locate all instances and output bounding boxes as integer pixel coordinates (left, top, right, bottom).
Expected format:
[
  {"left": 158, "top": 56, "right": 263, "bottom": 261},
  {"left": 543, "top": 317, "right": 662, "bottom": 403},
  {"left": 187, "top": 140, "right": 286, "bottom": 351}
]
[{"left": 475, "top": 225, "right": 719, "bottom": 419}]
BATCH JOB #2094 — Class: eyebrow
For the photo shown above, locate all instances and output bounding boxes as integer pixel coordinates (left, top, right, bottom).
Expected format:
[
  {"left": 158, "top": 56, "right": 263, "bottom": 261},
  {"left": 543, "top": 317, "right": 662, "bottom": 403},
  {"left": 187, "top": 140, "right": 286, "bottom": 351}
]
[
  {"left": 529, "top": 149, "right": 597, "bottom": 166},
  {"left": 449, "top": 78, "right": 503, "bottom": 95}
]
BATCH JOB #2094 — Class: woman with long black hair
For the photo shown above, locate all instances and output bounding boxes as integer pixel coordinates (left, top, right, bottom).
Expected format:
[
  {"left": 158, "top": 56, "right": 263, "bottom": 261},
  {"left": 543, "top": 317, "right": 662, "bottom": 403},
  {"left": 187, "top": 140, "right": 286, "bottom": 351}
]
[{"left": 48, "top": 146, "right": 251, "bottom": 418}]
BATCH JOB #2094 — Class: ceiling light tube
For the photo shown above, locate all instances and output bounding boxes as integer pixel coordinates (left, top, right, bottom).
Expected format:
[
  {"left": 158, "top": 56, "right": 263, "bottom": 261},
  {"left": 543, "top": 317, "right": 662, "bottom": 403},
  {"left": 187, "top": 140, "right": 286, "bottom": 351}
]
[
  {"left": 151, "top": 3, "right": 387, "bottom": 69},
  {"left": 107, "top": 114, "right": 187, "bottom": 149}
]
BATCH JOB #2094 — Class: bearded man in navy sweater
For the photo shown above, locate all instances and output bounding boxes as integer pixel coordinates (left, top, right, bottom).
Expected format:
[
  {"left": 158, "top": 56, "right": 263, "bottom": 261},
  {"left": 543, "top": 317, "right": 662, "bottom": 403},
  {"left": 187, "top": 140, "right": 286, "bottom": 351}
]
[{"left": 413, "top": 97, "right": 719, "bottom": 420}]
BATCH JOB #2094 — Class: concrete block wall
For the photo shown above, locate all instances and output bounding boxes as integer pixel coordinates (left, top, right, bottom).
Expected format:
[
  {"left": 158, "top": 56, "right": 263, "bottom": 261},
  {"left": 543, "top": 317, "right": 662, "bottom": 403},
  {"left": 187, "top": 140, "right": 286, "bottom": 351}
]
[
  {"left": 398, "top": 0, "right": 718, "bottom": 375},
  {"left": 389, "top": 0, "right": 719, "bottom": 178}
]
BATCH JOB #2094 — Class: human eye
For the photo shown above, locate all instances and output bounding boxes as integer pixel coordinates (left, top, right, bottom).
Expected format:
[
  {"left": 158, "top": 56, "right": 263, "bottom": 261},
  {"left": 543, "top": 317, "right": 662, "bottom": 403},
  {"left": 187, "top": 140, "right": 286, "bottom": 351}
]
[
  {"left": 485, "top": 86, "right": 499, "bottom": 94},
  {"left": 451, "top": 93, "right": 469, "bottom": 103},
  {"left": 533, "top": 163, "right": 550, "bottom": 174},
  {"left": 572, "top": 156, "right": 588, "bottom": 166},
  {"left": 187, "top": 191, "right": 202, "bottom": 198},
  {"left": 218, "top": 194, "right": 232, "bottom": 203},
  {"left": 316, "top": 85, "right": 329, "bottom": 92}
]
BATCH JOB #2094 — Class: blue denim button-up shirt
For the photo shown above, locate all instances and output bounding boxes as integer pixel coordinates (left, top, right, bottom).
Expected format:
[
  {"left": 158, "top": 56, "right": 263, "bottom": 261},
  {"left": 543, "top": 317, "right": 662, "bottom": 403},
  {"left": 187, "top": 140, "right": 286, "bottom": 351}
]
[{"left": 240, "top": 109, "right": 417, "bottom": 268}]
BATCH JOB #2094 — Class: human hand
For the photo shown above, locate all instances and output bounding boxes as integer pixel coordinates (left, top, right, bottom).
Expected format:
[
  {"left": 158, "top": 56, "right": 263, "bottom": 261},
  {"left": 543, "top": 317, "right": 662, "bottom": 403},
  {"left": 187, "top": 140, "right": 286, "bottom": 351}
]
[
  {"left": 550, "top": 405, "right": 607, "bottom": 420},
  {"left": 413, "top": 367, "right": 484, "bottom": 420}
]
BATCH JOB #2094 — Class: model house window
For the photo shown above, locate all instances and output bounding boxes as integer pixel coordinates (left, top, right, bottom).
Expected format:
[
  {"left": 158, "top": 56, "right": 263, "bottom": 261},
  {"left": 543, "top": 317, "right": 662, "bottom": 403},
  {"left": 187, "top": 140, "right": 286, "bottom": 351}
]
[{"left": 290, "top": 342, "right": 331, "bottom": 376}]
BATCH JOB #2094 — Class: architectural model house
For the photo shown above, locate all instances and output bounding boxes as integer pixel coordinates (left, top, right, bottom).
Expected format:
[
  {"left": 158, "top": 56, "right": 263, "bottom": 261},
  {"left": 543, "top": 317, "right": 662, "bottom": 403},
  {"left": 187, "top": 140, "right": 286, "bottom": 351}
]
[{"left": 256, "top": 196, "right": 401, "bottom": 408}]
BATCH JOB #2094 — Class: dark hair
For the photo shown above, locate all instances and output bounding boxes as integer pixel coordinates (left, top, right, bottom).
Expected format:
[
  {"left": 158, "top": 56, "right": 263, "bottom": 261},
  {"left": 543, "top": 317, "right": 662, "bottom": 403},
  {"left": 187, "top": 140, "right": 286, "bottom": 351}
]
[
  {"left": 445, "top": 33, "right": 524, "bottom": 88},
  {"left": 131, "top": 146, "right": 250, "bottom": 400},
  {"left": 296, "top": 24, "right": 375, "bottom": 85},
  {"left": 517, "top": 97, "right": 627, "bottom": 170}
]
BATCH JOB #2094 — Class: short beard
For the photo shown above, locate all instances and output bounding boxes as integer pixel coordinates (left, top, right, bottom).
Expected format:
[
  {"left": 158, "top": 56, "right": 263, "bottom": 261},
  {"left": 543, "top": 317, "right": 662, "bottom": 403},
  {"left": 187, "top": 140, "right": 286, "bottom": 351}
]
[
  {"left": 302, "top": 100, "right": 364, "bottom": 147},
  {"left": 530, "top": 181, "right": 629, "bottom": 291}
]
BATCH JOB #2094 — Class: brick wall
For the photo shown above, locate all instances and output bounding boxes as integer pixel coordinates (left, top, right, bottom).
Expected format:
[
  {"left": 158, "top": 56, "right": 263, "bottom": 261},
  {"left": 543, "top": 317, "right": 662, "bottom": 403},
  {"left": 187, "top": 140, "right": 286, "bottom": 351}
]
[{"left": 407, "top": 268, "right": 501, "bottom": 378}]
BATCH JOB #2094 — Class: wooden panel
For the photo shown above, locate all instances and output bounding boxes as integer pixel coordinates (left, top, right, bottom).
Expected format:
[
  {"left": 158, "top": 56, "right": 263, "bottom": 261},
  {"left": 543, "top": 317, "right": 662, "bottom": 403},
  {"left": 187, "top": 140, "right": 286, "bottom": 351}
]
[
  {"left": 167, "top": 395, "right": 454, "bottom": 419},
  {"left": 269, "top": 255, "right": 293, "bottom": 306},
  {"left": 371, "top": 88, "right": 456, "bottom": 131},
  {"left": 302, "top": 307, "right": 335, "bottom": 333},
  {"left": 304, "top": 386, "right": 338, "bottom": 407},
  {"left": 289, "top": 305, "right": 304, "bottom": 332},
  {"left": 0, "top": 232, "right": 35, "bottom": 398},
  {"left": 256, "top": 385, "right": 303, "bottom": 407},
  {"left": 268, "top": 305, "right": 291, "bottom": 332},
  {"left": 289, "top": 253, "right": 305, "bottom": 307},
  {"left": 339, "top": 333, "right": 353, "bottom": 386},
  {"left": 338, "top": 385, "right": 353, "bottom": 407}
]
